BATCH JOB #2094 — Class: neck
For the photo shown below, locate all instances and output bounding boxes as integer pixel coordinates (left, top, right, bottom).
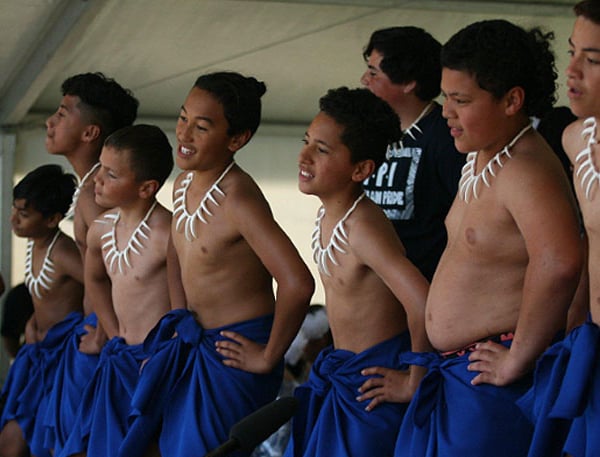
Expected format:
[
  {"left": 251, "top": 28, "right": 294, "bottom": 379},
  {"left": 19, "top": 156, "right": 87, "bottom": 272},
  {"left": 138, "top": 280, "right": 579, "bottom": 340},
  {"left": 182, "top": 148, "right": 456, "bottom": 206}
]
[
  {"left": 116, "top": 199, "right": 157, "bottom": 225},
  {"left": 68, "top": 149, "right": 101, "bottom": 180},
  {"left": 31, "top": 229, "right": 59, "bottom": 248},
  {"left": 320, "top": 188, "right": 365, "bottom": 219},
  {"left": 394, "top": 98, "right": 432, "bottom": 129}
]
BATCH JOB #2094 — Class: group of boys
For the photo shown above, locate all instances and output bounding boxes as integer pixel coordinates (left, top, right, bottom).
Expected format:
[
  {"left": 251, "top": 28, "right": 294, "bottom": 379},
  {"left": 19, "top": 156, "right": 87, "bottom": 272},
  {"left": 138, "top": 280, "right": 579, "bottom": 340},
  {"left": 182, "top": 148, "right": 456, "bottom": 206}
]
[{"left": 0, "top": 2, "right": 599, "bottom": 457}]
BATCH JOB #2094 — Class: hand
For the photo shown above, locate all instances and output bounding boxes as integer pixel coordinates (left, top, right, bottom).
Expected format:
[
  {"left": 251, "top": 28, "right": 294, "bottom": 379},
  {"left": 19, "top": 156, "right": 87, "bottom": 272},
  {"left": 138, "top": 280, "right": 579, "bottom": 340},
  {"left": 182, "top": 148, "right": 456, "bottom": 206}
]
[
  {"left": 215, "top": 331, "right": 272, "bottom": 374},
  {"left": 357, "top": 366, "right": 414, "bottom": 411},
  {"left": 468, "top": 340, "right": 528, "bottom": 386},
  {"left": 79, "top": 324, "right": 106, "bottom": 354}
]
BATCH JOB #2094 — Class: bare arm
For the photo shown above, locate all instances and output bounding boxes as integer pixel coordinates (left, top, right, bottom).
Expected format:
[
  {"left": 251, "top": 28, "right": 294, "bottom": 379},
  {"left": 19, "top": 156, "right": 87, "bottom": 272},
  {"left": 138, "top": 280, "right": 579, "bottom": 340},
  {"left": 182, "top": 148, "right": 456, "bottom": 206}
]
[
  {"left": 217, "top": 190, "right": 314, "bottom": 373},
  {"left": 84, "top": 220, "right": 119, "bottom": 340},
  {"left": 469, "top": 156, "right": 583, "bottom": 386}
]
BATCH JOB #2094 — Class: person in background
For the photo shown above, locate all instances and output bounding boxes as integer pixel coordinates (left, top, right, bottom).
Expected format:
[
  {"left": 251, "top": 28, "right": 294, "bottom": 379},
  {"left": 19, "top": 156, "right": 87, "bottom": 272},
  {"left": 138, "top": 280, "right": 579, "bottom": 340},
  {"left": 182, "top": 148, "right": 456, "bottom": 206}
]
[
  {"left": 360, "top": 26, "right": 465, "bottom": 281},
  {"left": 1, "top": 283, "right": 34, "bottom": 359}
]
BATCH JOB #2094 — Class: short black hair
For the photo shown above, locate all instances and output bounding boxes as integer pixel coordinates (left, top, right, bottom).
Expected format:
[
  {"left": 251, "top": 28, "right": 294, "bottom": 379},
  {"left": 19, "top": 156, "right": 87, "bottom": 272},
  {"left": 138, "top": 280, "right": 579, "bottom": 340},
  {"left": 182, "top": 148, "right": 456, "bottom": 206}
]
[
  {"left": 575, "top": 0, "right": 600, "bottom": 24},
  {"left": 61, "top": 72, "right": 139, "bottom": 141},
  {"left": 441, "top": 19, "right": 557, "bottom": 117},
  {"left": 104, "top": 124, "right": 173, "bottom": 187},
  {"left": 13, "top": 165, "right": 77, "bottom": 218},
  {"left": 318, "top": 87, "right": 401, "bottom": 169},
  {"left": 363, "top": 26, "right": 442, "bottom": 101},
  {"left": 193, "top": 71, "right": 266, "bottom": 137}
]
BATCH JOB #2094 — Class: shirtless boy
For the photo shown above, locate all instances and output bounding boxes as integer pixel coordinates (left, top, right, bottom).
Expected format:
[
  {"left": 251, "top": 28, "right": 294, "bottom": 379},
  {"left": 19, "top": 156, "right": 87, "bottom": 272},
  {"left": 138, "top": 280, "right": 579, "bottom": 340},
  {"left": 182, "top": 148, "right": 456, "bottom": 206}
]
[
  {"left": 43, "top": 72, "right": 138, "bottom": 455},
  {"left": 395, "top": 20, "right": 583, "bottom": 456},
  {"left": 59, "top": 124, "right": 173, "bottom": 457},
  {"left": 283, "top": 87, "right": 429, "bottom": 457},
  {"left": 0, "top": 165, "right": 83, "bottom": 457},
  {"left": 119, "top": 71, "right": 314, "bottom": 457}
]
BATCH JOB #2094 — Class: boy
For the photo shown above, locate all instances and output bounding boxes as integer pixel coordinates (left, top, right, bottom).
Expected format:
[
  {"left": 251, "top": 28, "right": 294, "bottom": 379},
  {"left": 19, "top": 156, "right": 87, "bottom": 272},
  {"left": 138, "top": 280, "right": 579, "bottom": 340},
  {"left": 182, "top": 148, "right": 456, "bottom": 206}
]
[
  {"left": 58, "top": 124, "right": 173, "bottom": 457},
  {"left": 43, "top": 72, "right": 139, "bottom": 455},
  {"left": 395, "top": 20, "right": 583, "bottom": 456},
  {"left": 0, "top": 165, "right": 83, "bottom": 457},
  {"left": 523, "top": 2, "right": 600, "bottom": 456},
  {"left": 360, "top": 26, "right": 464, "bottom": 281},
  {"left": 119, "top": 71, "right": 314, "bottom": 457},
  {"left": 283, "top": 87, "right": 430, "bottom": 457}
]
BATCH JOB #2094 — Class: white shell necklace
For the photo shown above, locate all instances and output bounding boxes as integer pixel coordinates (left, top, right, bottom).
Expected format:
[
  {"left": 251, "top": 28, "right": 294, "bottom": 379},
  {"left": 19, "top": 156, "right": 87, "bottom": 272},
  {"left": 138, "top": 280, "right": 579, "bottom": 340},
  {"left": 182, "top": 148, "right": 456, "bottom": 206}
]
[
  {"left": 24, "top": 230, "right": 61, "bottom": 299},
  {"left": 100, "top": 201, "right": 157, "bottom": 274},
  {"left": 312, "top": 193, "right": 365, "bottom": 276},
  {"left": 459, "top": 123, "right": 532, "bottom": 203},
  {"left": 575, "top": 117, "right": 600, "bottom": 200},
  {"left": 173, "top": 161, "right": 235, "bottom": 242},
  {"left": 390, "top": 102, "right": 433, "bottom": 159},
  {"left": 66, "top": 162, "right": 100, "bottom": 219}
]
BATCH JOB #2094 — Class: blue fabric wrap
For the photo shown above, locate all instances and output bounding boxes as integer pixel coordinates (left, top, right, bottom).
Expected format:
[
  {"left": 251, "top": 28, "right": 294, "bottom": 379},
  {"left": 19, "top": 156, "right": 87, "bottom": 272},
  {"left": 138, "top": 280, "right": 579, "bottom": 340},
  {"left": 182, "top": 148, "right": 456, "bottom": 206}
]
[
  {"left": 543, "top": 322, "right": 600, "bottom": 457},
  {"left": 394, "top": 340, "right": 533, "bottom": 457},
  {"left": 118, "top": 309, "right": 282, "bottom": 457},
  {"left": 0, "top": 312, "right": 81, "bottom": 457},
  {"left": 283, "top": 332, "right": 411, "bottom": 457},
  {"left": 58, "top": 337, "right": 147, "bottom": 457},
  {"left": 43, "top": 312, "right": 99, "bottom": 455}
]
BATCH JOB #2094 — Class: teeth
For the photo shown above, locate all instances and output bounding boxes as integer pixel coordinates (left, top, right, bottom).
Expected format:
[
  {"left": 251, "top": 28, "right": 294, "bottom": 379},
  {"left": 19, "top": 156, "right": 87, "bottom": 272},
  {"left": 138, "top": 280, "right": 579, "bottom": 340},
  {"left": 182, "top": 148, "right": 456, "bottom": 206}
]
[
  {"left": 300, "top": 170, "right": 313, "bottom": 178},
  {"left": 181, "top": 146, "right": 194, "bottom": 156}
]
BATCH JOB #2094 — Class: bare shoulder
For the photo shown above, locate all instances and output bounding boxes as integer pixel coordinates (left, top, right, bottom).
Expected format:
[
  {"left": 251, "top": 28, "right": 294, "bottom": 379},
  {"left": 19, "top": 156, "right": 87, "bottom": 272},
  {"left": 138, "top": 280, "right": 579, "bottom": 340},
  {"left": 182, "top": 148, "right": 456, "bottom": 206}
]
[
  {"left": 563, "top": 117, "right": 591, "bottom": 159},
  {"left": 223, "top": 167, "right": 271, "bottom": 214},
  {"left": 54, "top": 232, "right": 83, "bottom": 268}
]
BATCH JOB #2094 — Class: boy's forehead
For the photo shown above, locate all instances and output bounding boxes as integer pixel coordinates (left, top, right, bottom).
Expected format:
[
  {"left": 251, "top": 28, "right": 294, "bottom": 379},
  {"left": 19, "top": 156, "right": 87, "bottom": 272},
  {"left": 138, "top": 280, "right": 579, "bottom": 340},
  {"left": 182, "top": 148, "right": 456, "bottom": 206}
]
[
  {"left": 572, "top": 16, "right": 600, "bottom": 48},
  {"left": 183, "top": 88, "right": 223, "bottom": 121},
  {"left": 13, "top": 198, "right": 27, "bottom": 209}
]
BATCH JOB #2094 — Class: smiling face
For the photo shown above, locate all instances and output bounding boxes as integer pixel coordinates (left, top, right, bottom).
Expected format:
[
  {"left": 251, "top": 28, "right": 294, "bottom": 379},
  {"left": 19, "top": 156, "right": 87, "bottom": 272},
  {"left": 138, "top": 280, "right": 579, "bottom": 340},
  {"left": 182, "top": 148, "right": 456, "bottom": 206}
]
[
  {"left": 175, "top": 87, "right": 242, "bottom": 172},
  {"left": 441, "top": 68, "right": 510, "bottom": 155},
  {"left": 566, "top": 16, "right": 600, "bottom": 118},
  {"left": 298, "top": 112, "right": 361, "bottom": 199}
]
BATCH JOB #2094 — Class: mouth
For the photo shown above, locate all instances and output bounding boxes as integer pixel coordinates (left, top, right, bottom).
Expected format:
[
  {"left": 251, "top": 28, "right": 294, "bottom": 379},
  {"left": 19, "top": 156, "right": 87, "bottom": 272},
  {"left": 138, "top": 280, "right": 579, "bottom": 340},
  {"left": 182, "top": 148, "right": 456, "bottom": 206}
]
[
  {"left": 179, "top": 145, "right": 195, "bottom": 156},
  {"left": 299, "top": 168, "right": 313, "bottom": 180},
  {"left": 448, "top": 125, "right": 462, "bottom": 138}
]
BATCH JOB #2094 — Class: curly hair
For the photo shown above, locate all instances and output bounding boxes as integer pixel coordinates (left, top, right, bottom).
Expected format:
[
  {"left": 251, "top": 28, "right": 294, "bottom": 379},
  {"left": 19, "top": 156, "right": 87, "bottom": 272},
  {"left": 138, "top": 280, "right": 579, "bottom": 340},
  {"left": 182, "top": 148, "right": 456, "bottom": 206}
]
[
  {"left": 319, "top": 87, "right": 401, "bottom": 169},
  {"left": 363, "top": 26, "right": 442, "bottom": 101},
  {"left": 13, "top": 165, "right": 77, "bottom": 218},
  {"left": 193, "top": 72, "right": 266, "bottom": 138},
  {"left": 441, "top": 20, "right": 557, "bottom": 117},
  {"left": 62, "top": 72, "right": 139, "bottom": 141}
]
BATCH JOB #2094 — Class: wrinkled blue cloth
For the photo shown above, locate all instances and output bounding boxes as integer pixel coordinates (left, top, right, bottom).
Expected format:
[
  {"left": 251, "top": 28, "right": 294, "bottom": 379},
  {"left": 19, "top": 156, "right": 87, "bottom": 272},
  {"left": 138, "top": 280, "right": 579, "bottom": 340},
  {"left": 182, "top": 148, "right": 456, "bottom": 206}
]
[
  {"left": 395, "top": 340, "right": 533, "bottom": 457},
  {"left": 118, "top": 309, "right": 282, "bottom": 457},
  {"left": 58, "top": 337, "right": 147, "bottom": 457},
  {"left": 284, "top": 333, "right": 411, "bottom": 457},
  {"left": 0, "top": 312, "right": 81, "bottom": 457},
  {"left": 522, "top": 322, "right": 600, "bottom": 457},
  {"left": 43, "top": 312, "right": 99, "bottom": 455}
]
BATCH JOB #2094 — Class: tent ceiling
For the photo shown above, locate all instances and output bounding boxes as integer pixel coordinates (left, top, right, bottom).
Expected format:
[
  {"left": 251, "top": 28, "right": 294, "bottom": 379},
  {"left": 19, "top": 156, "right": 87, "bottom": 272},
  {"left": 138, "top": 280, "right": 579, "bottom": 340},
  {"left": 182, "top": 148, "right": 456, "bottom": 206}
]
[{"left": 0, "top": 0, "right": 577, "bottom": 128}]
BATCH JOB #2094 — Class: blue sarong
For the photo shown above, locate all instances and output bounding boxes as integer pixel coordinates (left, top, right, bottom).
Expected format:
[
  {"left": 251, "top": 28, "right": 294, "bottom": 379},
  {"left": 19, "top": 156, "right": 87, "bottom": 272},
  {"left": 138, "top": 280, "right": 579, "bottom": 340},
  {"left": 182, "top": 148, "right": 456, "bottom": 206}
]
[
  {"left": 0, "top": 312, "right": 81, "bottom": 457},
  {"left": 58, "top": 337, "right": 147, "bottom": 457},
  {"left": 521, "top": 321, "right": 600, "bottom": 457},
  {"left": 395, "top": 339, "right": 533, "bottom": 457},
  {"left": 42, "top": 312, "right": 99, "bottom": 455},
  {"left": 118, "top": 309, "right": 282, "bottom": 457},
  {"left": 284, "top": 333, "right": 411, "bottom": 457}
]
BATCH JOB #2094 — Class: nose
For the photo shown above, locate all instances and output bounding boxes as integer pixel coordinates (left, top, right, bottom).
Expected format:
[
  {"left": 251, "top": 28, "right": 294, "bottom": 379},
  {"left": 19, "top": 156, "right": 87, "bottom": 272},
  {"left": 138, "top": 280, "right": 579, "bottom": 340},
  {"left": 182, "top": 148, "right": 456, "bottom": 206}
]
[
  {"left": 360, "top": 70, "right": 370, "bottom": 87},
  {"left": 9, "top": 207, "right": 18, "bottom": 226},
  {"left": 46, "top": 112, "right": 55, "bottom": 129},
  {"left": 299, "top": 143, "right": 313, "bottom": 164},
  {"left": 441, "top": 98, "right": 453, "bottom": 120},
  {"left": 94, "top": 167, "right": 104, "bottom": 184},
  {"left": 177, "top": 122, "right": 193, "bottom": 143},
  {"left": 566, "top": 53, "right": 581, "bottom": 79}
]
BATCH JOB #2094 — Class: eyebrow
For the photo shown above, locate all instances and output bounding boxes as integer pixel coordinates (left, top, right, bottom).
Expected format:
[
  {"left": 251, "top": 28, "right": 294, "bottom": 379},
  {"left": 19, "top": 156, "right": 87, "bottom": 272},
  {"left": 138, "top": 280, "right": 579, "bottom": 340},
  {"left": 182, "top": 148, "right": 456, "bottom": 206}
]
[
  {"left": 180, "top": 105, "right": 214, "bottom": 124},
  {"left": 568, "top": 37, "right": 600, "bottom": 53},
  {"left": 305, "top": 131, "right": 331, "bottom": 148}
]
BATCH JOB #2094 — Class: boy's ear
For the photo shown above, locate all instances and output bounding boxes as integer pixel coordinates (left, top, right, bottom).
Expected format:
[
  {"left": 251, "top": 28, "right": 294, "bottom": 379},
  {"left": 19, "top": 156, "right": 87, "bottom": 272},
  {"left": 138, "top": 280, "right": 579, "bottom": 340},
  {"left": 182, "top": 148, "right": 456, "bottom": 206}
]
[
  {"left": 504, "top": 86, "right": 525, "bottom": 116},
  {"left": 138, "top": 180, "right": 160, "bottom": 199},
  {"left": 352, "top": 160, "right": 375, "bottom": 183},
  {"left": 46, "top": 213, "right": 63, "bottom": 229},
  {"left": 402, "top": 80, "right": 417, "bottom": 95},
  {"left": 81, "top": 124, "right": 102, "bottom": 144},
  {"left": 228, "top": 130, "right": 252, "bottom": 153}
]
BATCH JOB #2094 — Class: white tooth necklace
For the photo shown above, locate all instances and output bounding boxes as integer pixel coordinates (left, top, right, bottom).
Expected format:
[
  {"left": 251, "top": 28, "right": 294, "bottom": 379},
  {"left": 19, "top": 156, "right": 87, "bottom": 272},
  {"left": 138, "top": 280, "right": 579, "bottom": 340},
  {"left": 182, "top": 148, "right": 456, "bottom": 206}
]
[
  {"left": 312, "top": 192, "right": 365, "bottom": 276},
  {"left": 66, "top": 162, "right": 100, "bottom": 219},
  {"left": 389, "top": 102, "right": 432, "bottom": 160},
  {"left": 575, "top": 116, "right": 600, "bottom": 200},
  {"left": 100, "top": 201, "right": 157, "bottom": 274},
  {"left": 173, "top": 161, "right": 235, "bottom": 241},
  {"left": 459, "top": 123, "right": 532, "bottom": 203},
  {"left": 24, "top": 230, "right": 61, "bottom": 299}
]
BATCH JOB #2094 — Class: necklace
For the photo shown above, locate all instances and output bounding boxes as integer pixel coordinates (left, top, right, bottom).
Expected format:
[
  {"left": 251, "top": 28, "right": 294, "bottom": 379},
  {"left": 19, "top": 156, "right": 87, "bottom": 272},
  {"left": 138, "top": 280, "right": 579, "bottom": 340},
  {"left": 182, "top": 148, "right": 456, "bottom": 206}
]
[
  {"left": 66, "top": 162, "right": 100, "bottom": 219},
  {"left": 390, "top": 102, "right": 433, "bottom": 160},
  {"left": 24, "top": 230, "right": 61, "bottom": 299},
  {"left": 312, "top": 193, "right": 365, "bottom": 276},
  {"left": 173, "top": 161, "right": 235, "bottom": 241},
  {"left": 575, "top": 117, "right": 600, "bottom": 200},
  {"left": 100, "top": 201, "right": 157, "bottom": 274},
  {"left": 459, "top": 123, "right": 533, "bottom": 203}
]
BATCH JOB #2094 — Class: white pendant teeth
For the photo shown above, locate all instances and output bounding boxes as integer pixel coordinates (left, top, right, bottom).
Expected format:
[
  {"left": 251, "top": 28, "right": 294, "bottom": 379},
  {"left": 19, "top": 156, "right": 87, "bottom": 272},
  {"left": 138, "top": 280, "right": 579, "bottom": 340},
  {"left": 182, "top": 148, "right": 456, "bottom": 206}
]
[
  {"left": 67, "top": 162, "right": 100, "bottom": 220},
  {"left": 24, "top": 232, "right": 61, "bottom": 299},
  {"left": 575, "top": 117, "right": 600, "bottom": 201}
]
